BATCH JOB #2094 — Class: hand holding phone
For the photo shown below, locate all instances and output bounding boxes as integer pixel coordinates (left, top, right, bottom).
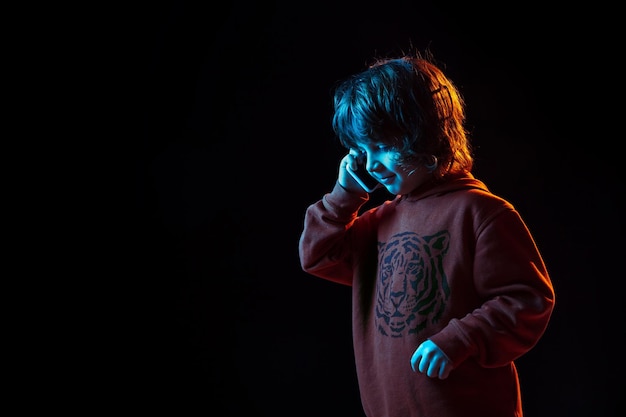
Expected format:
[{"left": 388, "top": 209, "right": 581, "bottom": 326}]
[{"left": 347, "top": 161, "right": 380, "bottom": 192}]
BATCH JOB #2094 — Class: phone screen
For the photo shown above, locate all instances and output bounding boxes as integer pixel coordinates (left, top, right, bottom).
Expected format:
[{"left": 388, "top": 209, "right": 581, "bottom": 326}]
[{"left": 348, "top": 163, "right": 380, "bottom": 192}]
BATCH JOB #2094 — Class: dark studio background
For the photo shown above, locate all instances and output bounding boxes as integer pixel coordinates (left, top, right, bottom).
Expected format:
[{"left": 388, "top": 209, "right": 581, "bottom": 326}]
[{"left": 130, "top": 1, "right": 624, "bottom": 416}]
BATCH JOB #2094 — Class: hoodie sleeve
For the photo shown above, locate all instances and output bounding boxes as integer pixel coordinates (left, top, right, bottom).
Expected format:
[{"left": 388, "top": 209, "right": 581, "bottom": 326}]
[
  {"left": 298, "top": 182, "right": 370, "bottom": 286},
  {"left": 429, "top": 207, "right": 555, "bottom": 368}
]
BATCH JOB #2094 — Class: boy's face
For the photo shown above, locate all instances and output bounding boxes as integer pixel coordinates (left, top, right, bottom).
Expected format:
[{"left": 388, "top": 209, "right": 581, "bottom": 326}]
[{"left": 352, "top": 143, "right": 432, "bottom": 195}]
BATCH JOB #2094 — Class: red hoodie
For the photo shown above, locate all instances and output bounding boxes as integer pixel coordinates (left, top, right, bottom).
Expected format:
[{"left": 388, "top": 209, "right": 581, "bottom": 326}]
[{"left": 299, "top": 173, "right": 555, "bottom": 417}]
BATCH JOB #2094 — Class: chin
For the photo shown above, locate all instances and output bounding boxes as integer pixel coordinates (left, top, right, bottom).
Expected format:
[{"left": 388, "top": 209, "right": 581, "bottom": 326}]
[{"left": 384, "top": 185, "right": 400, "bottom": 195}]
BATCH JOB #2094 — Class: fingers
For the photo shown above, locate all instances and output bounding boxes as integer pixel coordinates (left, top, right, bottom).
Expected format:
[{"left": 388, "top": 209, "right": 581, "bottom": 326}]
[
  {"left": 345, "top": 150, "right": 363, "bottom": 172},
  {"left": 439, "top": 363, "right": 451, "bottom": 380},
  {"left": 410, "top": 350, "right": 420, "bottom": 372},
  {"left": 348, "top": 148, "right": 363, "bottom": 158},
  {"left": 410, "top": 340, "right": 452, "bottom": 380},
  {"left": 420, "top": 357, "right": 449, "bottom": 380},
  {"left": 340, "top": 152, "right": 358, "bottom": 170},
  {"left": 338, "top": 154, "right": 362, "bottom": 193},
  {"left": 422, "top": 355, "right": 444, "bottom": 378}
]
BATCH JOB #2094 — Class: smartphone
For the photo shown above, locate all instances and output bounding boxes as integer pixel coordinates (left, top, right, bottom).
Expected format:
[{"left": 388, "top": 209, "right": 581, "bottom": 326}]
[{"left": 347, "top": 162, "right": 380, "bottom": 192}]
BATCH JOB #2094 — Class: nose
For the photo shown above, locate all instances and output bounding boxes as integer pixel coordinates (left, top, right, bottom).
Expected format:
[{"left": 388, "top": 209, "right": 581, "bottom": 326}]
[{"left": 365, "top": 154, "right": 381, "bottom": 172}]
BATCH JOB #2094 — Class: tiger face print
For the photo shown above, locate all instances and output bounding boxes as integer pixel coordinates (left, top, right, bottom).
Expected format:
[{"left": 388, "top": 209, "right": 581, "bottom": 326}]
[{"left": 375, "top": 230, "right": 450, "bottom": 337}]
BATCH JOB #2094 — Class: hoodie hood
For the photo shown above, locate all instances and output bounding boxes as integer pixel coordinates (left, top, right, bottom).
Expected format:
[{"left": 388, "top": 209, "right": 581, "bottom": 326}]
[{"left": 401, "top": 172, "right": 489, "bottom": 202}]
